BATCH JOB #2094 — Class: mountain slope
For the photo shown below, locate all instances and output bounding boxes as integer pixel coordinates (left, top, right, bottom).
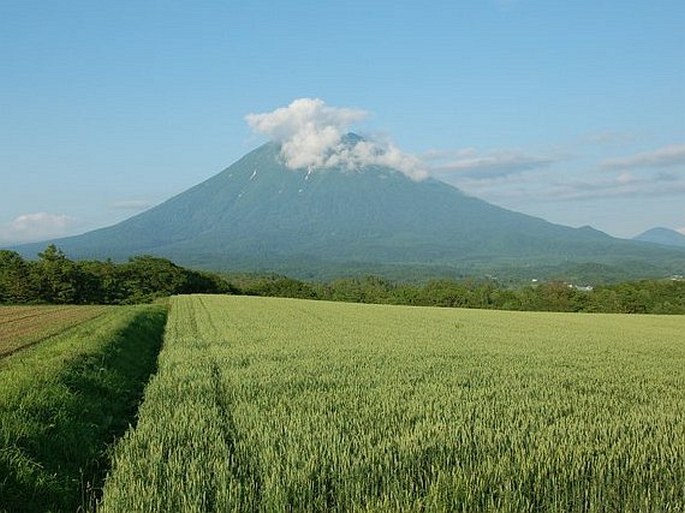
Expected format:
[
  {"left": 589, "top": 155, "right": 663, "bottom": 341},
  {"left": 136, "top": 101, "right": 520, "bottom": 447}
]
[
  {"left": 633, "top": 227, "right": 685, "bottom": 248},
  {"left": 13, "top": 140, "right": 685, "bottom": 279}
]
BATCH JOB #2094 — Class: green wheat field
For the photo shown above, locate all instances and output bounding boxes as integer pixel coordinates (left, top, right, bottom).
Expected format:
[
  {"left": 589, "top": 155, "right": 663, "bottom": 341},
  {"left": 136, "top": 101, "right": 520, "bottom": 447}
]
[{"left": 97, "top": 295, "right": 684, "bottom": 512}]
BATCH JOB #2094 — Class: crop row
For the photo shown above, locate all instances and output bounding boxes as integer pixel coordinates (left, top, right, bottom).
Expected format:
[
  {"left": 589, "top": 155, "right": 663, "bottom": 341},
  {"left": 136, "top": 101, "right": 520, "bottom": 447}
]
[
  {"left": 0, "top": 305, "right": 110, "bottom": 357},
  {"left": 101, "top": 295, "right": 685, "bottom": 512}
]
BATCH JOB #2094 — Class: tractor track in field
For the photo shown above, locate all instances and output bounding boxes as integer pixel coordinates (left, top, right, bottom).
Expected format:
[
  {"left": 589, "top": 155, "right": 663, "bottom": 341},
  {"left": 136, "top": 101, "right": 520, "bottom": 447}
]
[
  {"left": 0, "top": 307, "right": 110, "bottom": 360},
  {"left": 0, "top": 305, "right": 108, "bottom": 326},
  {"left": 0, "top": 307, "right": 73, "bottom": 326}
]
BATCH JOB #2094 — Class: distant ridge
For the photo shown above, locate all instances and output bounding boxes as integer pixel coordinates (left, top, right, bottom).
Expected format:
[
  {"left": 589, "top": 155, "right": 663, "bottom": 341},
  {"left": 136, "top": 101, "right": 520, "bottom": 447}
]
[
  {"left": 633, "top": 227, "right": 685, "bottom": 248},
  {"left": 12, "top": 136, "right": 685, "bottom": 280}
]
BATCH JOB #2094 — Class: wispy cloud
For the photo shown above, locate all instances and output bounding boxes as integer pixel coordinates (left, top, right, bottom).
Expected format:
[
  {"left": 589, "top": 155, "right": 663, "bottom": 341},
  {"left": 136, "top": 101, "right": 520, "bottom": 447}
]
[
  {"left": 110, "top": 199, "right": 155, "bottom": 211},
  {"left": 513, "top": 171, "right": 685, "bottom": 202},
  {"left": 0, "top": 212, "right": 77, "bottom": 245},
  {"left": 602, "top": 143, "right": 685, "bottom": 170},
  {"left": 427, "top": 148, "right": 558, "bottom": 180},
  {"left": 245, "top": 98, "right": 427, "bottom": 180},
  {"left": 553, "top": 174, "right": 655, "bottom": 199},
  {"left": 583, "top": 130, "right": 635, "bottom": 146},
  {"left": 446, "top": 160, "right": 685, "bottom": 205},
  {"left": 438, "top": 139, "right": 685, "bottom": 204}
]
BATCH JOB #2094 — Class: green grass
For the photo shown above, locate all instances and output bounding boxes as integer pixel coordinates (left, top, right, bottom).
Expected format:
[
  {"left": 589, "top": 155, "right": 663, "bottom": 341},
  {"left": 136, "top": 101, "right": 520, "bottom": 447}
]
[
  {"left": 101, "top": 295, "right": 685, "bottom": 512},
  {"left": 0, "top": 305, "right": 167, "bottom": 513}
]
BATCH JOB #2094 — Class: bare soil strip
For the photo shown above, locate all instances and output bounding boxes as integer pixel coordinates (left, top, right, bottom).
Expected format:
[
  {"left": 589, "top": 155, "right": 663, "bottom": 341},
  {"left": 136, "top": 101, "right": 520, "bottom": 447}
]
[{"left": 0, "top": 306, "right": 110, "bottom": 358}]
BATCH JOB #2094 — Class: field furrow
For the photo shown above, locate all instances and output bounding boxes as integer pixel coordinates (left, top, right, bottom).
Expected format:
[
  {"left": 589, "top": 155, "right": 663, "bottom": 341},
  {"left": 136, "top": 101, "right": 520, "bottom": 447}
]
[
  {"left": 101, "top": 295, "right": 685, "bottom": 513},
  {"left": 0, "top": 305, "right": 110, "bottom": 357},
  {"left": 0, "top": 305, "right": 76, "bottom": 325}
]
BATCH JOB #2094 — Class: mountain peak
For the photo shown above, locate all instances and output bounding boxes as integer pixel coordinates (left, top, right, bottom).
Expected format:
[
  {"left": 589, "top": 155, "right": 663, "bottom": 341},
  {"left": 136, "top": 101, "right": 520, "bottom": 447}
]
[
  {"left": 12, "top": 143, "right": 685, "bottom": 280},
  {"left": 341, "top": 132, "right": 365, "bottom": 145},
  {"left": 633, "top": 227, "right": 685, "bottom": 248}
]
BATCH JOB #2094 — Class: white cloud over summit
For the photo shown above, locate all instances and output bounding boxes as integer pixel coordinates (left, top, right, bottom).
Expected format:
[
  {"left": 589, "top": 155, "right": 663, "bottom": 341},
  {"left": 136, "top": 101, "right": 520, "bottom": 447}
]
[
  {"left": 244, "top": 101, "right": 684, "bottom": 237},
  {"left": 245, "top": 98, "right": 427, "bottom": 180}
]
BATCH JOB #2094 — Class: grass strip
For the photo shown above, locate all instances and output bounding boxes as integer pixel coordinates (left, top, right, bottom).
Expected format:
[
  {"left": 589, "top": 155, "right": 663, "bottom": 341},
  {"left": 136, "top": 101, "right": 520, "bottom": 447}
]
[{"left": 0, "top": 305, "right": 167, "bottom": 513}]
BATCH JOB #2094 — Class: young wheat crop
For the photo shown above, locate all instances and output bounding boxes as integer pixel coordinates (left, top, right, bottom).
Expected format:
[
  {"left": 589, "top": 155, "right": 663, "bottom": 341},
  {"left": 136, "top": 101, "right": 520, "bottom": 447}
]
[{"left": 101, "top": 295, "right": 685, "bottom": 512}]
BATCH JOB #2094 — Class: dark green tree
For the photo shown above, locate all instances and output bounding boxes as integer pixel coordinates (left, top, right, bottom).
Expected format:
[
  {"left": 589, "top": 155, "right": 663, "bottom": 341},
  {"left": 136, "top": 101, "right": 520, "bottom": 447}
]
[
  {"left": 0, "top": 250, "right": 37, "bottom": 303},
  {"left": 77, "top": 259, "right": 127, "bottom": 304},
  {"left": 242, "top": 274, "right": 317, "bottom": 299},
  {"left": 33, "top": 245, "right": 86, "bottom": 303},
  {"left": 120, "top": 256, "right": 191, "bottom": 303}
]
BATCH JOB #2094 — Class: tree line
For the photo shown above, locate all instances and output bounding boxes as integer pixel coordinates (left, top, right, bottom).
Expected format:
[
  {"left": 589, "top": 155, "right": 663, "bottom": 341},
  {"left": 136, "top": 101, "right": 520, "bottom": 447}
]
[
  {"left": 234, "top": 274, "right": 685, "bottom": 315},
  {"left": 0, "top": 245, "right": 232, "bottom": 304},
  {"left": 2, "top": 245, "right": 683, "bottom": 313}
]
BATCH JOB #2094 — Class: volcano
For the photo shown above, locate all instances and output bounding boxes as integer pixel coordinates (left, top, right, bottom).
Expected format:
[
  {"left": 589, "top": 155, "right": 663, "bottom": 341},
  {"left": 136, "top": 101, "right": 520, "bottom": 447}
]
[{"left": 14, "top": 137, "right": 685, "bottom": 280}]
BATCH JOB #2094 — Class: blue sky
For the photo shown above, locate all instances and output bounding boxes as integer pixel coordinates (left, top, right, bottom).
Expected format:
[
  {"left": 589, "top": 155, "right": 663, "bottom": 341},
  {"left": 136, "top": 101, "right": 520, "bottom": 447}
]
[{"left": 1, "top": 0, "right": 684, "bottom": 245}]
